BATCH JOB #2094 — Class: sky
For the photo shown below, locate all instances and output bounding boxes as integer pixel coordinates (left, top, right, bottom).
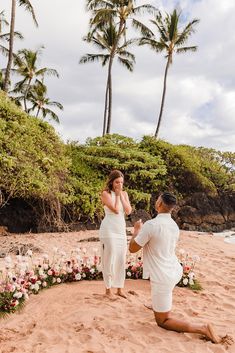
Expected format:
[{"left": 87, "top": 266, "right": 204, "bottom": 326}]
[{"left": 1, "top": 0, "right": 235, "bottom": 151}]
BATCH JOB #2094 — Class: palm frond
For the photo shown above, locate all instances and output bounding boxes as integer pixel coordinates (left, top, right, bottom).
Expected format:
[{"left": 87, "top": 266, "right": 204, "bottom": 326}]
[
  {"left": 36, "top": 68, "right": 59, "bottom": 78},
  {"left": 175, "top": 18, "right": 200, "bottom": 46},
  {"left": 132, "top": 4, "right": 157, "bottom": 16},
  {"left": 131, "top": 18, "right": 153, "bottom": 38},
  {"left": 42, "top": 107, "right": 60, "bottom": 123},
  {"left": 117, "top": 49, "right": 135, "bottom": 62},
  {"left": 80, "top": 53, "right": 110, "bottom": 66},
  {"left": 176, "top": 46, "right": 197, "bottom": 54},
  {"left": 117, "top": 56, "right": 134, "bottom": 72},
  {"left": 18, "top": 0, "right": 38, "bottom": 26},
  {"left": 46, "top": 101, "right": 63, "bottom": 110}
]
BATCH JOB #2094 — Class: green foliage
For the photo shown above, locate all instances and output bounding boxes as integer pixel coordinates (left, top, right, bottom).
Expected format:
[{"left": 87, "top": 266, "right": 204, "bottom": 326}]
[
  {"left": 68, "top": 134, "right": 167, "bottom": 216},
  {"left": 66, "top": 134, "right": 234, "bottom": 221},
  {"left": 0, "top": 94, "right": 233, "bottom": 226},
  {"left": 140, "top": 136, "right": 219, "bottom": 195},
  {"left": 0, "top": 90, "right": 70, "bottom": 204}
]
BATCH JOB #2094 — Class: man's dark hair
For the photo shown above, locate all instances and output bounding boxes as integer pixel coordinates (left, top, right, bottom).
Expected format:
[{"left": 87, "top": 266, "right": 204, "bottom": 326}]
[{"left": 161, "top": 192, "right": 177, "bottom": 206}]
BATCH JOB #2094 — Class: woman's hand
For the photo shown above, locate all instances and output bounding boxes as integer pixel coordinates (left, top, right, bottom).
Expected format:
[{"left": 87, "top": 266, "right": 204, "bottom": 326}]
[{"left": 114, "top": 183, "right": 122, "bottom": 196}]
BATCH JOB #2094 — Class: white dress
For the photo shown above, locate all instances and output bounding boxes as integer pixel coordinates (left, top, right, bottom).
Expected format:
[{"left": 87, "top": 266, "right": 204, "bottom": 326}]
[{"left": 99, "top": 191, "right": 127, "bottom": 289}]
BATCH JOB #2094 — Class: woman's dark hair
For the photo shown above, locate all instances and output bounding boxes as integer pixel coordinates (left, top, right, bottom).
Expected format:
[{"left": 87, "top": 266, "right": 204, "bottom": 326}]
[
  {"left": 104, "top": 170, "right": 124, "bottom": 192},
  {"left": 161, "top": 192, "right": 177, "bottom": 206}
]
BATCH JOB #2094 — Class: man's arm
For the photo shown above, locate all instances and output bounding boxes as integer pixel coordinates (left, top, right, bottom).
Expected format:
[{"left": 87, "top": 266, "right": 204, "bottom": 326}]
[{"left": 129, "top": 220, "right": 143, "bottom": 253}]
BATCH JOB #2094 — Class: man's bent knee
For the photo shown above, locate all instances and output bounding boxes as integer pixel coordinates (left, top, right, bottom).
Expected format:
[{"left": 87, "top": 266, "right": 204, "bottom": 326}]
[{"left": 154, "top": 311, "right": 170, "bottom": 328}]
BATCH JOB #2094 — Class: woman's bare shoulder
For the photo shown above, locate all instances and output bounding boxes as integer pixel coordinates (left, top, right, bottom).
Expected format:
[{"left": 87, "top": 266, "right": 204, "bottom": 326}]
[{"left": 101, "top": 190, "right": 111, "bottom": 197}]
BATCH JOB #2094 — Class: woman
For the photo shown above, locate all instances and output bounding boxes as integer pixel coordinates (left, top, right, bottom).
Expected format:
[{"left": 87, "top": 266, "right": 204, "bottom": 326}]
[{"left": 99, "top": 170, "right": 132, "bottom": 298}]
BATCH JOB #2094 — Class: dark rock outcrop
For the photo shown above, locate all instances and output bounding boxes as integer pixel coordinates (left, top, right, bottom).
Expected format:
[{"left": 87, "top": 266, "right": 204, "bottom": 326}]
[
  {"left": 0, "top": 192, "right": 234, "bottom": 233},
  {"left": 173, "top": 192, "right": 235, "bottom": 232}
]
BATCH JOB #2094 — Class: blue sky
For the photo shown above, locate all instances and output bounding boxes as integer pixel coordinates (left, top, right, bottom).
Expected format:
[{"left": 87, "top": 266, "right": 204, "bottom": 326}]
[{"left": 1, "top": 0, "right": 235, "bottom": 151}]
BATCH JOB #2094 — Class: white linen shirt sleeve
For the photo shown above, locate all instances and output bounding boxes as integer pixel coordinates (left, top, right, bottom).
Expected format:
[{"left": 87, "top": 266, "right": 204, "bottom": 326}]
[{"left": 134, "top": 221, "right": 151, "bottom": 247}]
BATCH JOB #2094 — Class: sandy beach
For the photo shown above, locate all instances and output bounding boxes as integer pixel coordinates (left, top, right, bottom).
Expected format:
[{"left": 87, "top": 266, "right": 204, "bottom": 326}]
[{"left": 0, "top": 230, "right": 235, "bottom": 353}]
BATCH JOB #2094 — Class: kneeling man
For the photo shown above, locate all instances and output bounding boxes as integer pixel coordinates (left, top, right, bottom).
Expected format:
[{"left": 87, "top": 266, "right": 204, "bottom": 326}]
[{"left": 129, "top": 192, "right": 220, "bottom": 344}]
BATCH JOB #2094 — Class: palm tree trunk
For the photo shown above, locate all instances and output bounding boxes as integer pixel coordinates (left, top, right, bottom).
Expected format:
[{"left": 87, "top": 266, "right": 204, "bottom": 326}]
[
  {"left": 105, "top": 19, "right": 124, "bottom": 134},
  {"left": 102, "top": 74, "right": 109, "bottom": 136},
  {"left": 106, "top": 56, "right": 114, "bottom": 134},
  {"left": 3, "top": 0, "right": 16, "bottom": 92},
  {"left": 24, "top": 78, "right": 32, "bottom": 113},
  {"left": 155, "top": 55, "right": 171, "bottom": 138},
  {"left": 36, "top": 106, "right": 40, "bottom": 117}
]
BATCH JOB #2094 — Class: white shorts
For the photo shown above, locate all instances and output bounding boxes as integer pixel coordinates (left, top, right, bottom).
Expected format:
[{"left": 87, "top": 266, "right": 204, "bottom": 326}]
[{"left": 150, "top": 282, "right": 173, "bottom": 313}]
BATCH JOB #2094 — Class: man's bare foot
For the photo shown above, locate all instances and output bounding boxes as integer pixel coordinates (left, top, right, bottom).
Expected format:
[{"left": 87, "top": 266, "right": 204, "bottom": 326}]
[
  {"left": 204, "top": 324, "right": 221, "bottom": 344},
  {"left": 116, "top": 289, "right": 127, "bottom": 299}
]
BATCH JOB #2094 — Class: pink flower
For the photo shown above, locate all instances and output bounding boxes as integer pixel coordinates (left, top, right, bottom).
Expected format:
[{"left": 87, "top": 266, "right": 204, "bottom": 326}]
[{"left": 183, "top": 266, "right": 191, "bottom": 272}]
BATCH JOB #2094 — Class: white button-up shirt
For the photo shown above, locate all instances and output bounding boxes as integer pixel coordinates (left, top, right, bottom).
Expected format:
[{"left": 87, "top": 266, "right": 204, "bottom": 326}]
[{"left": 135, "top": 213, "right": 183, "bottom": 288}]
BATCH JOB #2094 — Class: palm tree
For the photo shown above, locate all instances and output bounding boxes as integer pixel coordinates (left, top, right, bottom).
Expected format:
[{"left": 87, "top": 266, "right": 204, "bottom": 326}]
[
  {"left": 27, "top": 80, "right": 63, "bottom": 123},
  {"left": 0, "top": 10, "right": 23, "bottom": 86},
  {"left": 3, "top": 0, "right": 38, "bottom": 92},
  {"left": 86, "top": 0, "right": 157, "bottom": 134},
  {"left": 140, "top": 9, "right": 199, "bottom": 138},
  {"left": 11, "top": 48, "right": 59, "bottom": 113},
  {"left": 0, "top": 10, "right": 23, "bottom": 52},
  {"left": 80, "top": 21, "right": 135, "bottom": 135}
]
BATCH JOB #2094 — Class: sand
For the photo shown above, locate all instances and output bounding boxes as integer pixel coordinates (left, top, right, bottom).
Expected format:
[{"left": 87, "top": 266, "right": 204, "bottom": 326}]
[{"left": 0, "top": 230, "right": 234, "bottom": 353}]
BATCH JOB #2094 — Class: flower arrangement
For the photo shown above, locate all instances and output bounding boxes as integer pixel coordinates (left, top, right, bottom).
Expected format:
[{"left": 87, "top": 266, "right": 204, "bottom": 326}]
[
  {"left": 125, "top": 256, "right": 143, "bottom": 279},
  {"left": 0, "top": 247, "right": 201, "bottom": 316},
  {"left": 177, "top": 249, "right": 202, "bottom": 290}
]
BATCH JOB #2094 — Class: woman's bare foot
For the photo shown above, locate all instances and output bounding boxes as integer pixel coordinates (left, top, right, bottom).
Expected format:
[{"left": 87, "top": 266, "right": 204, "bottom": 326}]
[
  {"left": 105, "top": 288, "right": 116, "bottom": 299},
  {"left": 116, "top": 289, "right": 127, "bottom": 299},
  {"left": 203, "top": 324, "right": 221, "bottom": 344}
]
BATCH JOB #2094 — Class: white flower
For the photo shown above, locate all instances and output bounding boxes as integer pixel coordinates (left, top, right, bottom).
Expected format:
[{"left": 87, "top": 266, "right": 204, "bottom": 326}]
[
  {"left": 30, "top": 284, "right": 35, "bottom": 290},
  {"left": 13, "top": 291, "right": 23, "bottom": 299},
  {"left": 52, "top": 277, "right": 56, "bottom": 284},
  {"left": 82, "top": 273, "right": 86, "bottom": 278},
  {"left": 16, "top": 255, "right": 22, "bottom": 262},
  {"left": 192, "top": 255, "right": 200, "bottom": 262},
  {"left": 26, "top": 250, "right": 33, "bottom": 257},
  {"left": 127, "top": 271, "right": 132, "bottom": 277},
  {"left": 90, "top": 268, "right": 95, "bottom": 274},
  {"left": 38, "top": 269, "right": 44, "bottom": 276},
  {"left": 189, "top": 279, "right": 194, "bottom": 286},
  {"left": 67, "top": 268, "right": 73, "bottom": 274},
  {"left": 75, "top": 273, "right": 82, "bottom": 281},
  {"left": 34, "top": 283, "right": 40, "bottom": 291},
  {"left": 188, "top": 272, "right": 195, "bottom": 279},
  {"left": 56, "top": 278, "right": 61, "bottom": 283},
  {"left": 183, "top": 278, "right": 189, "bottom": 285}
]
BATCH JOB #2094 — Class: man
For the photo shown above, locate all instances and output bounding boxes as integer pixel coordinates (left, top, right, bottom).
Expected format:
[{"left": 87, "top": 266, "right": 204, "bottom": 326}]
[{"left": 129, "top": 192, "right": 221, "bottom": 344}]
